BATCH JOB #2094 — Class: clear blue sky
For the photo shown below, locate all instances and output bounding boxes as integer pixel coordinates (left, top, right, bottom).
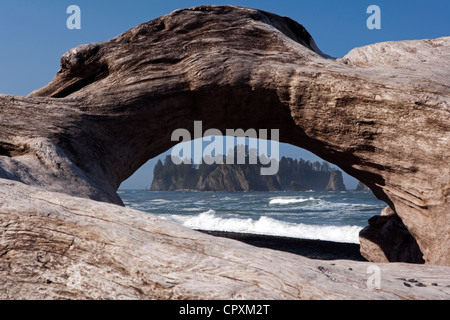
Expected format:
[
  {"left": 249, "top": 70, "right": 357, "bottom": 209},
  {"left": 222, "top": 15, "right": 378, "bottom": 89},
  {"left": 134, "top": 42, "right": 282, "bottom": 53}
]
[{"left": 1, "top": 1, "right": 448, "bottom": 189}]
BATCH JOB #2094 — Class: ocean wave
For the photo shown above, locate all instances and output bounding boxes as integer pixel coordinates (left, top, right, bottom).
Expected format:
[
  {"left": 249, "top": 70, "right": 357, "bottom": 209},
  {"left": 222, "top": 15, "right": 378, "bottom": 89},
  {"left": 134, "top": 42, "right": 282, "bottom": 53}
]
[
  {"left": 269, "top": 196, "right": 382, "bottom": 213},
  {"left": 150, "top": 198, "right": 171, "bottom": 203},
  {"left": 269, "top": 197, "right": 317, "bottom": 205},
  {"left": 167, "top": 210, "right": 362, "bottom": 244}
]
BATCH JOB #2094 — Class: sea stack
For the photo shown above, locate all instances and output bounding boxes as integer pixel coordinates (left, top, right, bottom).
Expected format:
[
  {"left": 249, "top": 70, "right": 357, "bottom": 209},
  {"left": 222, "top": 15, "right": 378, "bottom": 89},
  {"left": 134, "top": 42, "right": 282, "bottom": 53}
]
[
  {"left": 325, "top": 171, "right": 346, "bottom": 191},
  {"left": 356, "top": 181, "right": 371, "bottom": 191}
]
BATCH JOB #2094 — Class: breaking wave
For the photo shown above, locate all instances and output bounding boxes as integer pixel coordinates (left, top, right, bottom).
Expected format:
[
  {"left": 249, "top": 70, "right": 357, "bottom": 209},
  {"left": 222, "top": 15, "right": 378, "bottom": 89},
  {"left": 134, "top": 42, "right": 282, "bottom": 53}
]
[
  {"left": 165, "top": 209, "right": 362, "bottom": 244},
  {"left": 269, "top": 197, "right": 316, "bottom": 205}
]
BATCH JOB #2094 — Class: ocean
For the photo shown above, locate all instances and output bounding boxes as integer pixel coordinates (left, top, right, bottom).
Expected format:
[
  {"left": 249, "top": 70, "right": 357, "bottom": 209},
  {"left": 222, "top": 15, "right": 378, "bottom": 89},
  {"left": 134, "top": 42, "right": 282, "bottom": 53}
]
[{"left": 118, "top": 190, "right": 386, "bottom": 244}]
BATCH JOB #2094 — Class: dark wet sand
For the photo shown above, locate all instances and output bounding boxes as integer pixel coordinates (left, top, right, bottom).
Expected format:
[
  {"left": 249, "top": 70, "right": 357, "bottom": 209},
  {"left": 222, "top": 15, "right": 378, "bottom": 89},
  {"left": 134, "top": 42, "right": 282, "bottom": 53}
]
[{"left": 198, "top": 230, "right": 366, "bottom": 261}]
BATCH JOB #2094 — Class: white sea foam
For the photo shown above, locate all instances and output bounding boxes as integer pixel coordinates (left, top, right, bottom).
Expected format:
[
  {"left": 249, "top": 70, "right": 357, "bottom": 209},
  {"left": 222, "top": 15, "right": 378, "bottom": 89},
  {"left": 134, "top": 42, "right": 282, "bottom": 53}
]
[
  {"left": 269, "top": 197, "right": 380, "bottom": 213},
  {"left": 269, "top": 197, "right": 316, "bottom": 205},
  {"left": 168, "top": 210, "right": 362, "bottom": 243},
  {"left": 150, "top": 199, "right": 171, "bottom": 203}
]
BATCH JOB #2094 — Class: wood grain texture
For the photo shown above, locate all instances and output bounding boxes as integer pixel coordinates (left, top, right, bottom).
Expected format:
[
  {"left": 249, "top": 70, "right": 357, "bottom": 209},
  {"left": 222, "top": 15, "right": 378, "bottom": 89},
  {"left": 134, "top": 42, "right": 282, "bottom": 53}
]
[
  {"left": 1, "top": 179, "right": 449, "bottom": 299},
  {"left": 0, "top": 5, "right": 449, "bottom": 298}
]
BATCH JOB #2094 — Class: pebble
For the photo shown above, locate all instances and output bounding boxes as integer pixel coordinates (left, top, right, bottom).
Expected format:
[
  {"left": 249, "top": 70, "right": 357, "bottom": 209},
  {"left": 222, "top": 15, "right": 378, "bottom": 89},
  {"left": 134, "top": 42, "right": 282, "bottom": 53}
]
[
  {"left": 415, "top": 282, "right": 426, "bottom": 287},
  {"left": 402, "top": 279, "right": 428, "bottom": 288}
]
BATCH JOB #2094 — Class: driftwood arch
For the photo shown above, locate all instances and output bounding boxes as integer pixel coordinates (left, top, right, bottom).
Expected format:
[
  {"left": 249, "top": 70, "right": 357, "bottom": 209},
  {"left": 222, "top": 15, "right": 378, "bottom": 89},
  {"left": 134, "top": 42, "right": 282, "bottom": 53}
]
[{"left": 1, "top": 6, "right": 449, "bottom": 265}]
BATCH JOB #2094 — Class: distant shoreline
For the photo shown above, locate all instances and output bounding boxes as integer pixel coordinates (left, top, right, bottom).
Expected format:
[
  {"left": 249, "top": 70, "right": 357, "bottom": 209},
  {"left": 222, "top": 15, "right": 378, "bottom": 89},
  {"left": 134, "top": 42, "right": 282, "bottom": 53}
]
[{"left": 197, "top": 230, "right": 366, "bottom": 261}]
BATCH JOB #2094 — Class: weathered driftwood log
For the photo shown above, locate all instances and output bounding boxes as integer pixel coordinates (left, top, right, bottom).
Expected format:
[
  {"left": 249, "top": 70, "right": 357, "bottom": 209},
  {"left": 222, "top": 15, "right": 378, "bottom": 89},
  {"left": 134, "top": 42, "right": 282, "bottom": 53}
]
[
  {"left": 1, "top": 179, "right": 449, "bottom": 299},
  {"left": 1, "top": 5, "right": 450, "bottom": 299}
]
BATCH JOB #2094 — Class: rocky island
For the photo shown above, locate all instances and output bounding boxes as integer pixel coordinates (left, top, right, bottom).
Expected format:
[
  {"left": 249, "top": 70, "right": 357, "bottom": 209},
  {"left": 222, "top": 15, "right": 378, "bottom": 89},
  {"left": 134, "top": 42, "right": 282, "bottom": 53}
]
[
  {"left": 151, "top": 153, "right": 346, "bottom": 192},
  {"left": 0, "top": 5, "right": 449, "bottom": 299}
]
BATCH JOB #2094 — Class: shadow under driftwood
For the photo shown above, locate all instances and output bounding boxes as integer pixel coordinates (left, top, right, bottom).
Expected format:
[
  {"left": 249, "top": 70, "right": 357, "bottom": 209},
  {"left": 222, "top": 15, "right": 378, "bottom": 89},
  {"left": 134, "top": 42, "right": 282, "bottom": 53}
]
[{"left": 198, "top": 230, "right": 366, "bottom": 261}]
